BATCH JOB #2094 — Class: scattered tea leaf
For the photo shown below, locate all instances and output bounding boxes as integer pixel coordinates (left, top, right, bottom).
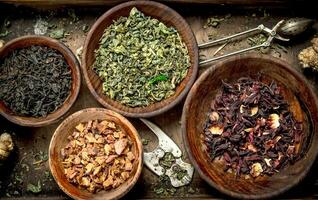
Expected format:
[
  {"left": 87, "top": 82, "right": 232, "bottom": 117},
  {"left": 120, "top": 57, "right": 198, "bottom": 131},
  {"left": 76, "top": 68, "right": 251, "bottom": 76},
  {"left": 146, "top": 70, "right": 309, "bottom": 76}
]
[
  {"left": 153, "top": 175, "right": 176, "bottom": 196},
  {"left": 141, "top": 138, "right": 149, "bottom": 145},
  {"left": 159, "top": 152, "right": 176, "bottom": 169},
  {"left": 0, "top": 30, "right": 10, "bottom": 37},
  {"left": 82, "top": 24, "right": 89, "bottom": 32},
  {"left": 49, "top": 29, "right": 65, "bottom": 39},
  {"left": 172, "top": 164, "right": 188, "bottom": 180},
  {"left": 27, "top": 181, "right": 42, "bottom": 194},
  {"left": 67, "top": 9, "right": 79, "bottom": 23}
]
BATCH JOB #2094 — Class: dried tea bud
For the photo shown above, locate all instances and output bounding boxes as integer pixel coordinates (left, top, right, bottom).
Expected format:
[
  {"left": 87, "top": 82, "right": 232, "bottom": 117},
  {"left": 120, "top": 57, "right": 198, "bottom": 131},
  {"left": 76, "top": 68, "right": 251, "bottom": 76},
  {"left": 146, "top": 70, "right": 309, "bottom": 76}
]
[
  {"left": 250, "top": 163, "right": 263, "bottom": 177},
  {"left": 208, "top": 125, "right": 223, "bottom": 135},
  {"left": 240, "top": 105, "right": 246, "bottom": 113},
  {"left": 268, "top": 114, "right": 280, "bottom": 129},
  {"left": 244, "top": 128, "right": 253, "bottom": 133},
  {"left": 250, "top": 107, "right": 258, "bottom": 116},
  {"left": 209, "top": 112, "right": 220, "bottom": 121},
  {"left": 264, "top": 158, "right": 272, "bottom": 167},
  {"left": 247, "top": 143, "right": 257, "bottom": 153}
]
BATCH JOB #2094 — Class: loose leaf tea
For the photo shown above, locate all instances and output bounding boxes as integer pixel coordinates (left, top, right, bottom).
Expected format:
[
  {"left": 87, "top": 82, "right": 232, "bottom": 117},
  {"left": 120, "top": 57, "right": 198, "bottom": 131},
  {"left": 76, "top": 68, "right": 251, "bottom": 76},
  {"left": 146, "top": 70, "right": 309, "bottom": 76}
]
[
  {"left": 93, "top": 7, "right": 190, "bottom": 107},
  {"left": 0, "top": 45, "right": 71, "bottom": 117},
  {"left": 159, "top": 152, "right": 176, "bottom": 169},
  {"left": 204, "top": 77, "right": 303, "bottom": 177}
]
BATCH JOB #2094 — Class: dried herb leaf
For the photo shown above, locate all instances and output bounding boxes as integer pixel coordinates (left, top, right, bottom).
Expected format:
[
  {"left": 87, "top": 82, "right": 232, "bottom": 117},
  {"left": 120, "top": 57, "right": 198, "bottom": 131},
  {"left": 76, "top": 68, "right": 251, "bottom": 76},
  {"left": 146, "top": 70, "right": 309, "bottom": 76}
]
[
  {"left": 148, "top": 74, "right": 168, "bottom": 85},
  {"left": 27, "top": 181, "right": 42, "bottom": 194},
  {"left": 204, "top": 77, "right": 303, "bottom": 177},
  {"left": 0, "top": 30, "right": 10, "bottom": 37},
  {"left": 153, "top": 175, "right": 176, "bottom": 196},
  {"left": 172, "top": 164, "right": 188, "bottom": 180},
  {"left": 0, "top": 45, "right": 72, "bottom": 117},
  {"left": 49, "top": 29, "right": 65, "bottom": 39},
  {"left": 159, "top": 152, "right": 176, "bottom": 169},
  {"left": 93, "top": 7, "right": 190, "bottom": 107}
]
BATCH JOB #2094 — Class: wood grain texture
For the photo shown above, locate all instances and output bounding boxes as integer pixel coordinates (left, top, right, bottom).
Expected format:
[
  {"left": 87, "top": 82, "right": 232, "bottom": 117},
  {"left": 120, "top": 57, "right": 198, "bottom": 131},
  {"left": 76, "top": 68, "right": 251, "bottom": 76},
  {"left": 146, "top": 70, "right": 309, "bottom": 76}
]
[
  {"left": 0, "top": 35, "right": 81, "bottom": 127},
  {"left": 0, "top": 4, "right": 318, "bottom": 199},
  {"left": 49, "top": 108, "right": 143, "bottom": 200},
  {"left": 82, "top": 0, "right": 199, "bottom": 118},
  {"left": 0, "top": 0, "right": 298, "bottom": 7},
  {"left": 182, "top": 53, "right": 318, "bottom": 199}
]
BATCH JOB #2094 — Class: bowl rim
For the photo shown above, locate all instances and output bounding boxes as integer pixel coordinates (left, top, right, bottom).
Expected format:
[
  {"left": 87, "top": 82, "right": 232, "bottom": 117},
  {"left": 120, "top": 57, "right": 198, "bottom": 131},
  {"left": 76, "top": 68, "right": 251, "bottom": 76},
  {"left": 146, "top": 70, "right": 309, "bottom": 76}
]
[
  {"left": 0, "top": 35, "right": 81, "bottom": 127},
  {"left": 81, "top": 0, "right": 199, "bottom": 118},
  {"left": 49, "top": 107, "right": 143, "bottom": 200},
  {"left": 181, "top": 53, "right": 318, "bottom": 199}
]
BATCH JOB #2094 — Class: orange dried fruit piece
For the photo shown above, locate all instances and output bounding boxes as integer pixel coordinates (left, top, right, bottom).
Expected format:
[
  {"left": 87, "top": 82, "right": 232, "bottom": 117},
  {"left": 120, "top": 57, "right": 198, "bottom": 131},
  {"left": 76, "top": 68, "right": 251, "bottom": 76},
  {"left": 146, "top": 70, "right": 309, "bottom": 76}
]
[
  {"left": 103, "top": 176, "right": 114, "bottom": 188},
  {"left": 75, "top": 123, "right": 85, "bottom": 132},
  {"left": 114, "top": 138, "right": 128, "bottom": 155},
  {"left": 127, "top": 152, "right": 135, "bottom": 161}
]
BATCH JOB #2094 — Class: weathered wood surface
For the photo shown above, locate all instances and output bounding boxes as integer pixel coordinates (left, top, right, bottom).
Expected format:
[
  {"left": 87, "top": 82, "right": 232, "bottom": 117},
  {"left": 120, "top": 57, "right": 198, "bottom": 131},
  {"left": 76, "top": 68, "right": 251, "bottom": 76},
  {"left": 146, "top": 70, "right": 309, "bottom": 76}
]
[
  {"left": 0, "top": 2, "right": 318, "bottom": 199},
  {"left": 0, "top": 0, "right": 305, "bottom": 7}
]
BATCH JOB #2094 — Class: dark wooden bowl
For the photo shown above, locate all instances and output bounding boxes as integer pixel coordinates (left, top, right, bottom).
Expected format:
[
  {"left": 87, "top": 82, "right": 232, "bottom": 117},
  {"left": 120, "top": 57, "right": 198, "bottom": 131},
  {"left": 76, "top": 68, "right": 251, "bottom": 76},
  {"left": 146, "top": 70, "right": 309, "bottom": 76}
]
[
  {"left": 0, "top": 35, "right": 81, "bottom": 127},
  {"left": 182, "top": 53, "right": 318, "bottom": 199},
  {"left": 82, "top": 0, "right": 198, "bottom": 118},
  {"left": 49, "top": 108, "right": 143, "bottom": 200}
]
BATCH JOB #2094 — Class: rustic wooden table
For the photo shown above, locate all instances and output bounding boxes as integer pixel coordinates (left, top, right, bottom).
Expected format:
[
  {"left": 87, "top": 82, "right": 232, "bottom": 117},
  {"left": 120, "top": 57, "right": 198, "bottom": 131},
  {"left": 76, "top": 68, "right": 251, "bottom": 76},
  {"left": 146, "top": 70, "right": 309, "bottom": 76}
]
[{"left": 0, "top": 2, "right": 318, "bottom": 199}]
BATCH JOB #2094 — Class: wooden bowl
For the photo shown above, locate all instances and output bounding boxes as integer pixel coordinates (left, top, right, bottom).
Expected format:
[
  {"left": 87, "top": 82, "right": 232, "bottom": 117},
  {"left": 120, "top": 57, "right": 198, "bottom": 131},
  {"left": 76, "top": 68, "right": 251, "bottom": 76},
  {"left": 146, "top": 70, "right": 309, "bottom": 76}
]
[
  {"left": 82, "top": 0, "right": 198, "bottom": 118},
  {"left": 0, "top": 35, "right": 81, "bottom": 127},
  {"left": 49, "top": 108, "right": 143, "bottom": 200},
  {"left": 182, "top": 53, "right": 318, "bottom": 199}
]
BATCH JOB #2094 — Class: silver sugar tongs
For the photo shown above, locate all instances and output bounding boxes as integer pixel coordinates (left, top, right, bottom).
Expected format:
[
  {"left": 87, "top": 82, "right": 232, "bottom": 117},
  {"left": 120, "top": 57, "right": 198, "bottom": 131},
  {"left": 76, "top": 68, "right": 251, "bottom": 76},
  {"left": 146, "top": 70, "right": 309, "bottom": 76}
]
[
  {"left": 140, "top": 118, "right": 194, "bottom": 187},
  {"left": 199, "top": 20, "right": 288, "bottom": 66}
]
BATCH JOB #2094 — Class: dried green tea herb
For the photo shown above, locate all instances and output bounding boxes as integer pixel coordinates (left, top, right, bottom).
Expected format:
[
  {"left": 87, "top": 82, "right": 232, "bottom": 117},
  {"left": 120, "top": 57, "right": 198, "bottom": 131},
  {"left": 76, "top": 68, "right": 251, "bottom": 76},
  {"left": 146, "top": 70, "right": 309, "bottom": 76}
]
[
  {"left": 172, "top": 164, "right": 188, "bottom": 180},
  {"left": 0, "top": 45, "right": 72, "bottom": 117},
  {"left": 0, "top": 30, "right": 10, "bottom": 37},
  {"left": 247, "top": 33, "right": 267, "bottom": 46},
  {"left": 204, "top": 14, "right": 231, "bottom": 28},
  {"left": 159, "top": 152, "right": 176, "bottom": 169},
  {"left": 93, "top": 7, "right": 190, "bottom": 107},
  {"left": 141, "top": 138, "right": 149, "bottom": 145},
  {"left": 153, "top": 175, "right": 177, "bottom": 196},
  {"left": 49, "top": 28, "right": 66, "bottom": 39},
  {"left": 27, "top": 181, "right": 42, "bottom": 194}
]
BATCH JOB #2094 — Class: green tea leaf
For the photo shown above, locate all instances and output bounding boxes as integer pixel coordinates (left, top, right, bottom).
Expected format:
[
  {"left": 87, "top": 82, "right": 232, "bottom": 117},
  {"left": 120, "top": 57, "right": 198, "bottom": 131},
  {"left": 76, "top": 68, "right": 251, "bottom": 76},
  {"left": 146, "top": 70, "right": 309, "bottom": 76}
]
[
  {"left": 148, "top": 74, "right": 168, "bottom": 85},
  {"left": 27, "top": 181, "right": 42, "bottom": 194},
  {"left": 0, "top": 30, "right": 10, "bottom": 37},
  {"left": 93, "top": 7, "right": 190, "bottom": 107}
]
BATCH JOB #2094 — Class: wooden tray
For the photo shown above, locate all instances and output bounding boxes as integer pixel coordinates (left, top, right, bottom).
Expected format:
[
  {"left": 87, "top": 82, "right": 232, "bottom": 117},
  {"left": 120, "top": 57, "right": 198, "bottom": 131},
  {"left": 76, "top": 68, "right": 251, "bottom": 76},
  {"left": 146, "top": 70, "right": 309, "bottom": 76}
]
[{"left": 0, "top": 2, "right": 317, "bottom": 199}]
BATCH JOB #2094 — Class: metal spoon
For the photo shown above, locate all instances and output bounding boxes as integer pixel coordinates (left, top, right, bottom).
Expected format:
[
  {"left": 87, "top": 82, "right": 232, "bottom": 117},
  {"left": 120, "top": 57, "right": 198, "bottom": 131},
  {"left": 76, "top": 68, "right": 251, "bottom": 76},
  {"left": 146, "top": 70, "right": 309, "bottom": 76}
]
[
  {"left": 199, "top": 18, "right": 315, "bottom": 66},
  {"left": 278, "top": 18, "right": 315, "bottom": 37}
]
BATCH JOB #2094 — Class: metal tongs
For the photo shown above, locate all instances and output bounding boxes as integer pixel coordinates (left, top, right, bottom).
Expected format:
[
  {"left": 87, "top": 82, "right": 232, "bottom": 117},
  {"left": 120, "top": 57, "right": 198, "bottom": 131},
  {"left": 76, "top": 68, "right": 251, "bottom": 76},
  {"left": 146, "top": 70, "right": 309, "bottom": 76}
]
[
  {"left": 199, "top": 20, "right": 289, "bottom": 66},
  {"left": 199, "top": 18, "right": 314, "bottom": 66},
  {"left": 140, "top": 118, "right": 194, "bottom": 187}
]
